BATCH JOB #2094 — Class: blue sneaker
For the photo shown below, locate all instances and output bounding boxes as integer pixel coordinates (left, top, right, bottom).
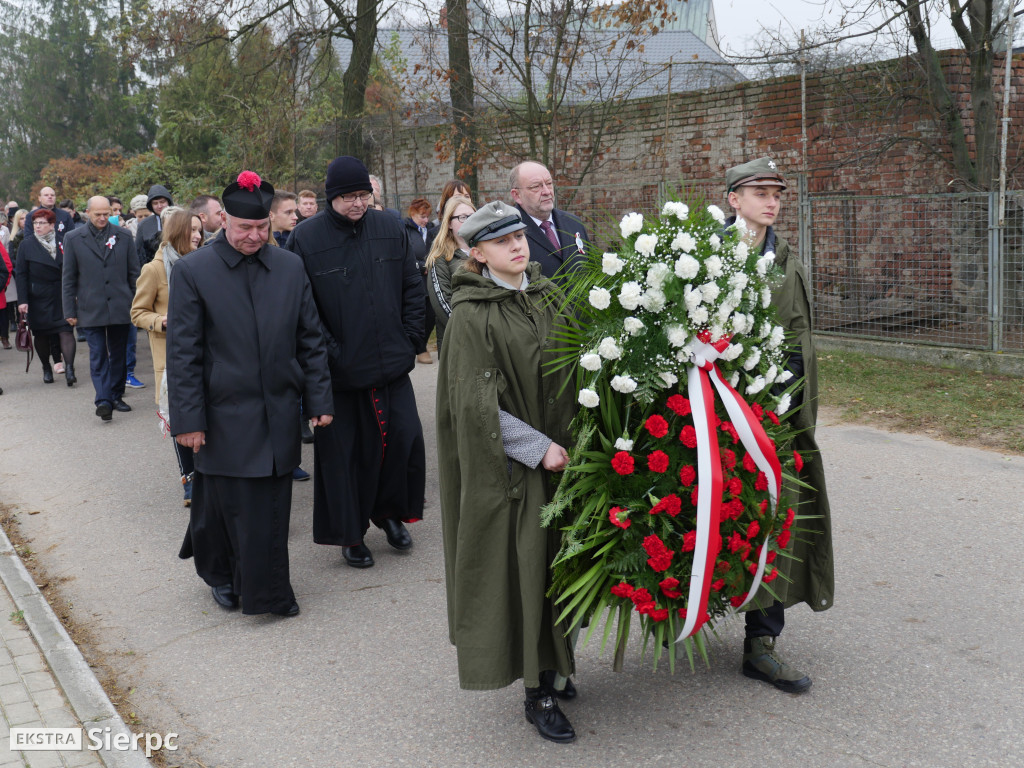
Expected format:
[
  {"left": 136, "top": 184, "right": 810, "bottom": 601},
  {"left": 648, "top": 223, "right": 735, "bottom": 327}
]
[
  {"left": 125, "top": 373, "right": 145, "bottom": 388},
  {"left": 292, "top": 466, "right": 310, "bottom": 481}
]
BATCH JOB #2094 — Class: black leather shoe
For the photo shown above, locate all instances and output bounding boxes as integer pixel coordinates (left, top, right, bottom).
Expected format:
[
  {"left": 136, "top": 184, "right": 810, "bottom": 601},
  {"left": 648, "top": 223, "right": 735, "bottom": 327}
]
[
  {"left": 273, "top": 601, "right": 300, "bottom": 617},
  {"left": 65, "top": 365, "right": 76, "bottom": 386},
  {"left": 342, "top": 543, "right": 374, "bottom": 568},
  {"left": 524, "top": 689, "right": 576, "bottom": 744},
  {"left": 377, "top": 518, "right": 412, "bottom": 551},
  {"left": 113, "top": 398, "right": 132, "bottom": 412},
  {"left": 211, "top": 584, "right": 239, "bottom": 609},
  {"left": 540, "top": 670, "right": 578, "bottom": 700},
  {"left": 95, "top": 402, "right": 113, "bottom": 421},
  {"left": 42, "top": 368, "right": 54, "bottom": 383}
]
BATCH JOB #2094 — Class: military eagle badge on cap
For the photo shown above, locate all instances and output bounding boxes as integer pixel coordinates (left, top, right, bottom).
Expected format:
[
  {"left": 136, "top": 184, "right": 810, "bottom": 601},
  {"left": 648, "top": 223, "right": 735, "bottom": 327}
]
[{"left": 767, "top": 160, "right": 777, "bottom": 170}]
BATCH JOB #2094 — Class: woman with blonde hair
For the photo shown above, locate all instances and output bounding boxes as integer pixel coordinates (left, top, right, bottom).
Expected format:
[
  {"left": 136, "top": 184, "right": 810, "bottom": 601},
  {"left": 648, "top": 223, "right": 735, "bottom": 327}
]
[
  {"left": 131, "top": 209, "right": 203, "bottom": 506},
  {"left": 426, "top": 194, "right": 475, "bottom": 352}
]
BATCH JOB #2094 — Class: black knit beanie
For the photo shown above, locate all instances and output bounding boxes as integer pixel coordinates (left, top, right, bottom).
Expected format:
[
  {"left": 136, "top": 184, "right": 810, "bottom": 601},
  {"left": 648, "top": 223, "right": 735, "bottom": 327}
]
[{"left": 325, "top": 156, "right": 371, "bottom": 201}]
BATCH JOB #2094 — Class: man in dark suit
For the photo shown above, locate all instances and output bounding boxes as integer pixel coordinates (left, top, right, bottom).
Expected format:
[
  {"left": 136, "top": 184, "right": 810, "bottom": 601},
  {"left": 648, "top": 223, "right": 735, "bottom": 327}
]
[
  {"left": 62, "top": 196, "right": 139, "bottom": 420},
  {"left": 168, "top": 171, "right": 333, "bottom": 617},
  {"left": 509, "top": 161, "right": 590, "bottom": 286},
  {"left": 27, "top": 186, "right": 75, "bottom": 245}
]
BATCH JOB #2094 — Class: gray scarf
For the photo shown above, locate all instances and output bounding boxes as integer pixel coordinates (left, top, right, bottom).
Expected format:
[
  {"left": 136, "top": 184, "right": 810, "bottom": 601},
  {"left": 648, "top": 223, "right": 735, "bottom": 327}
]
[
  {"left": 40, "top": 230, "right": 57, "bottom": 259},
  {"left": 163, "top": 243, "right": 181, "bottom": 289}
]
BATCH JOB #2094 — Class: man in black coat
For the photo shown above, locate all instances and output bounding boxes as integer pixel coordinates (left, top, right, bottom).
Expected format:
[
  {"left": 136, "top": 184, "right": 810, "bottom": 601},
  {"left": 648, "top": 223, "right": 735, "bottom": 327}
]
[
  {"left": 26, "top": 186, "right": 75, "bottom": 245},
  {"left": 286, "top": 156, "right": 426, "bottom": 569},
  {"left": 168, "top": 171, "right": 333, "bottom": 617},
  {"left": 134, "top": 184, "right": 173, "bottom": 267},
  {"left": 62, "top": 196, "right": 139, "bottom": 420},
  {"left": 509, "top": 161, "right": 590, "bottom": 286}
]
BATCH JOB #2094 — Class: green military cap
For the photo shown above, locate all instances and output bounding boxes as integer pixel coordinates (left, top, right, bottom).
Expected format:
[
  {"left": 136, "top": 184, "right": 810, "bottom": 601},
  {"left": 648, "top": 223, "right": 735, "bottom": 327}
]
[
  {"left": 461, "top": 200, "right": 526, "bottom": 247},
  {"left": 725, "top": 157, "right": 787, "bottom": 192}
]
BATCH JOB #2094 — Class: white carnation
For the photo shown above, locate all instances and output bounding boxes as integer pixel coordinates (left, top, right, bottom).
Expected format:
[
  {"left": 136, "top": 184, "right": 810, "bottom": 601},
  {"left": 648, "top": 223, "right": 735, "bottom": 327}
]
[
  {"left": 580, "top": 353, "right": 602, "bottom": 371},
  {"left": 610, "top": 375, "right": 638, "bottom": 394},
  {"left": 700, "top": 282, "right": 721, "bottom": 303},
  {"left": 769, "top": 326, "right": 785, "bottom": 349},
  {"left": 710, "top": 234, "right": 721, "bottom": 249},
  {"left": 623, "top": 316, "right": 644, "bottom": 336},
  {"left": 689, "top": 305, "right": 709, "bottom": 324},
  {"left": 671, "top": 231, "right": 697, "bottom": 253},
  {"left": 721, "top": 342, "right": 744, "bottom": 361},
  {"left": 620, "top": 212, "right": 644, "bottom": 238},
  {"left": 618, "top": 281, "right": 643, "bottom": 310},
  {"left": 578, "top": 388, "right": 600, "bottom": 408},
  {"left": 779, "top": 369, "right": 794, "bottom": 383},
  {"left": 764, "top": 364, "right": 778, "bottom": 385},
  {"left": 641, "top": 287, "right": 666, "bottom": 313},
  {"left": 666, "top": 324, "right": 688, "bottom": 347},
  {"left": 635, "top": 234, "right": 658, "bottom": 258},
  {"left": 658, "top": 372, "right": 678, "bottom": 388},
  {"left": 589, "top": 286, "right": 611, "bottom": 311},
  {"left": 601, "top": 252, "right": 625, "bottom": 276},
  {"left": 729, "top": 313, "right": 749, "bottom": 335},
  {"left": 761, "top": 287, "right": 772, "bottom": 308},
  {"left": 705, "top": 255, "right": 723, "bottom": 278},
  {"left": 743, "top": 347, "right": 762, "bottom": 371},
  {"left": 708, "top": 324, "right": 728, "bottom": 342},
  {"left": 734, "top": 241, "right": 749, "bottom": 261},
  {"left": 759, "top": 321, "right": 773, "bottom": 339},
  {"left": 707, "top": 204, "right": 726, "bottom": 224},
  {"left": 746, "top": 376, "right": 767, "bottom": 395},
  {"left": 756, "top": 253, "right": 776, "bottom": 277},
  {"left": 646, "top": 262, "right": 671, "bottom": 287},
  {"left": 674, "top": 254, "right": 700, "bottom": 279},
  {"left": 776, "top": 393, "right": 792, "bottom": 416},
  {"left": 597, "top": 336, "right": 622, "bottom": 360},
  {"left": 728, "top": 272, "right": 749, "bottom": 291},
  {"left": 729, "top": 370, "right": 740, "bottom": 387},
  {"left": 727, "top": 288, "right": 743, "bottom": 306},
  {"left": 614, "top": 437, "right": 634, "bottom": 451},
  {"left": 662, "top": 201, "right": 689, "bottom": 219},
  {"left": 683, "top": 284, "right": 702, "bottom": 312}
]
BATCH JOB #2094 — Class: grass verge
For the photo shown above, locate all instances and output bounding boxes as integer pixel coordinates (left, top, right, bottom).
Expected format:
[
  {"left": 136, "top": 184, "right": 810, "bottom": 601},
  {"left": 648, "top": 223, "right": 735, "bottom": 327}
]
[{"left": 818, "top": 349, "right": 1024, "bottom": 454}]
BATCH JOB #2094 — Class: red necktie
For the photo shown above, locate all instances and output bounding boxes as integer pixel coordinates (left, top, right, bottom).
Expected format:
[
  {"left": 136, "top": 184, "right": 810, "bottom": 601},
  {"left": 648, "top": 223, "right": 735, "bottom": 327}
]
[{"left": 540, "top": 220, "right": 560, "bottom": 250}]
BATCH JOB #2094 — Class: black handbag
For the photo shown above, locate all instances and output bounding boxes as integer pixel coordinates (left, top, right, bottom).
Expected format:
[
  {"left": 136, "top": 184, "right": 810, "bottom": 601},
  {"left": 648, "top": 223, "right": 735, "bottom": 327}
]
[{"left": 15, "top": 313, "right": 33, "bottom": 372}]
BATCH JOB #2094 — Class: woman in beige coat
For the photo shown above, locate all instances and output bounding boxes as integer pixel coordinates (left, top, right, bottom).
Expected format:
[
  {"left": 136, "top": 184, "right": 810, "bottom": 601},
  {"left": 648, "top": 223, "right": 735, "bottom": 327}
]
[{"left": 131, "top": 210, "right": 203, "bottom": 506}]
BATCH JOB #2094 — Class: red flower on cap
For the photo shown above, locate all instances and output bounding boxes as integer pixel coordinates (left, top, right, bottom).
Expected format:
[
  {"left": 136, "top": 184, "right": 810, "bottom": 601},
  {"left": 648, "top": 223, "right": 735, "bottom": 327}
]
[{"left": 237, "top": 171, "right": 262, "bottom": 191}]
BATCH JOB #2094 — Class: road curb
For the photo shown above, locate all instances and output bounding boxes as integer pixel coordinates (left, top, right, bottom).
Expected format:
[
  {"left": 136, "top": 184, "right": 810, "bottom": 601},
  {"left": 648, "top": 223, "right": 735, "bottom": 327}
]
[{"left": 0, "top": 524, "right": 150, "bottom": 768}]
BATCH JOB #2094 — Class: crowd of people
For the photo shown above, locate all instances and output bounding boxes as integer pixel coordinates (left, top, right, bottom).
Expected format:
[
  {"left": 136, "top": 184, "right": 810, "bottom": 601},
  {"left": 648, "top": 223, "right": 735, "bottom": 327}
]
[{"left": 0, "top": 155, "right": 833, "bottom": 747}]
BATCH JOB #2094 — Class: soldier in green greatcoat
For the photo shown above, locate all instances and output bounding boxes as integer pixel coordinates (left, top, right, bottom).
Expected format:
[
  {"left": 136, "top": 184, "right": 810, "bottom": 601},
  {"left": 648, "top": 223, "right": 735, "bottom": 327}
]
[{"left": 724, "top": 157, "right": 836, "bottom": 693}]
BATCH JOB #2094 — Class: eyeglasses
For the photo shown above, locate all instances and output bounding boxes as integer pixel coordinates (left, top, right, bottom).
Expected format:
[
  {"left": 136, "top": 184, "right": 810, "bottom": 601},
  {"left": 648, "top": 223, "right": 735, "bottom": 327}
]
[
  {"left": 338, "top": 191, "right": 373, "bottom": 203},
  {"left": 452, "top": 214, "right": 472, "bottom": 222}
]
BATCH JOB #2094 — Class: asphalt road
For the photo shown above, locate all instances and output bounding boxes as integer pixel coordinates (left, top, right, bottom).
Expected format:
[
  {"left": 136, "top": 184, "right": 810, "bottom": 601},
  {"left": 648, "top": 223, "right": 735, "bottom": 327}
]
[{"left": 1, "top": 339, "right": 1022, "bottom": 767}]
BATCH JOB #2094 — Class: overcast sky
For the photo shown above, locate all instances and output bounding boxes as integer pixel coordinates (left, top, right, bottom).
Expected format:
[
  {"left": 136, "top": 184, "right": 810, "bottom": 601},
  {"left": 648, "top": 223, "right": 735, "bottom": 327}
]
[{"left": 712, "top": 0, "right": 1014, "bottom": 56}]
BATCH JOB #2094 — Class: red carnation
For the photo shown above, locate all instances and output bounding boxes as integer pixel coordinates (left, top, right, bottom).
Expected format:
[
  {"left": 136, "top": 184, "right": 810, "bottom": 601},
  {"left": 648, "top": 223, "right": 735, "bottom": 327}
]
[
  {"left": 740, "top": 543, "right": 752, "bottom": 561},
  {"left": 746, "top": 520, "right": 760, "bottom": 539},
  {"left": 721, "top": 498, "right": 745, "bottom": 520},
  {"left": 742, "top": 452, "right": 758, "bottom": 473},
  {"left": 767, "top": 410, "right": 781, "bottom": 425},
  {"left": 726, "top": 476, "right": 742, "bottom": 497},
  {"left": 610, "top": 581, "right": 635, "bottom": 598},
  {"left": 679, "top": 464, "right": 697, "bottom": 487},
  {"left": 763, "top": 567, "right": 779, "bottom": 582},
  {"left": 681, "top": 530, "right": 696, "bottom": 552},
  {"left": 726, "top": 532, "right": 744, "bottom": 553},
  {"left": 777, "top": 529, "right": 791, "bottom": 549},
  {"left": 645, "top": 414, "right": 669, "bottom": 438},
  {"left": 630, "top": 587, "right": 653, "bottom": 606},
  {"left": 784, "top": 507, "right": 795, "bottom": 528},
  {"left": 793, "top": 451, "right": 804, "bottom": 472},
  {"left": 716, "top": 559, "right": 731, "bottom": 573},
  {"left": 611, "top": 451, "right": 635, "bottom": 475},
  {"left": 650, "top": 493, "right": 682, "bottom": 517},
  {"left": 721, "top": 422, "right": 739, "bottom": 444},
  {"left": 759, "top": 499, "right": 769, "bottom": 515},
  {"left": 680, "top": 425, "right": 698, "bottom": 448},
  {"left": 721, "top": 448, "right": 737, "bottom": 471},
  {"left": 609, "top": 506, "right": 631, "bottom": 529},
  {"left": 647, "top": 450, "right": 670, "bottom": 473},
  {"left": 667, "top": 394, "right": 691, "bottom": 416},
  {"left": 643, "top": 535, "right": 674, "bottom": 572},
  {"left": 766, "top": 550, "right": 777, "bottom": 564},
  {"left": 659, "top": 577, "right": 683, "bottom": 599},
  {"left": 236, "top": 170, "right": 262, "bottom": 191},
  {"left": 648, "top": 607, "right": 670, "bottom": 622},
  {"left": 748, "top": 561, "right": 759, "bottom": 575},
  {"left": 751, "top": 403, "right": 764, "bottom": 419},
  {"left": 710, "top": 578, "right": 726, "bottom": 592},
  {"left": 754, "top": 471, "right": 769, "bottom": 491},
  {"left": 730, "top": 593, "right": 749, "bottom": 608},
  {"left": 690, "top": 485, "right": 700, "bottom": 507}
]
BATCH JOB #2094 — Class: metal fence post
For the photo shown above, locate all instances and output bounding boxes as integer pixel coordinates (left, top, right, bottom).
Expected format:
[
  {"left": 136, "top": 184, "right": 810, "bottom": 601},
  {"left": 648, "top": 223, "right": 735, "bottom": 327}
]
[
  {"left": 798, "top": 174, "right": 814, "bottom": 315},
  {"left": 988, "top": 190, "right": 1002, "bottom": 352}
]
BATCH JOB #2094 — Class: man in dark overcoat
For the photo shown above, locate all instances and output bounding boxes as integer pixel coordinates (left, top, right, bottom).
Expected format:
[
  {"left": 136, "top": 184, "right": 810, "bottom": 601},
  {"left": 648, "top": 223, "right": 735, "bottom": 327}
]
[
  {"left": 509, "top": 161, "right": 590, "bottom": 286},
  {"left": 135, "top": 184, "right": 173, "bottom": 267},
  {"left": 168, "top": 171, "right": 333, "bottom": 617},
  {"left": 286, "top": 156, "right": 426, "bottom": 569},
  {"left": 62, "top": 196, "right": 139, "bottom": 420},
  {"left": 27, "top": 186, "right": 75, "bottom": 245}
]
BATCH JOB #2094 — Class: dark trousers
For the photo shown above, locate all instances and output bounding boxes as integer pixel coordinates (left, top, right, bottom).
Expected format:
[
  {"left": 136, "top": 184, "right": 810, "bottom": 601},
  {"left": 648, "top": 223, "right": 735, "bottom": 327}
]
[
  {"left": 173, "top": 439, "right": 195, "bottom": 479},
  {"left": 82, "top": 324, "right": 129, "bottom": 406},
  {"left": 126, "top": 325, "right": 137, "bottom": 376},
  {"left": 745, "top": 600, "right": 785, "bottom": 638}
]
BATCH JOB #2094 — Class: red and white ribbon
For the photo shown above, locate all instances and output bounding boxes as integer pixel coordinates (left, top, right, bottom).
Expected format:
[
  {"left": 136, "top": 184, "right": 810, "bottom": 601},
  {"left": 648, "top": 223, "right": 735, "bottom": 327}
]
[{"left": 675, "top": 332, "right": 783, "bottom": 641}]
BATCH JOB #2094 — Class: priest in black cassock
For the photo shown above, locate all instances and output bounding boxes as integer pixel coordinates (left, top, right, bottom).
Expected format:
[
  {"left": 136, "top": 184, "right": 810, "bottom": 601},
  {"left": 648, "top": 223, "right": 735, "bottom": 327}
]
[
  {"left": 168, "top": 170, "right": 333, "bottom": 617},
  {"left": 286, "top": 156, "right": 426, "bottom": 569}
]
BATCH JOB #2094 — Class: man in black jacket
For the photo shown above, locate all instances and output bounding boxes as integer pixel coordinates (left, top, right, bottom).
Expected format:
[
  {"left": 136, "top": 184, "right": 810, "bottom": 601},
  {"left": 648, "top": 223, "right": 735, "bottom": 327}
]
[
  {"left": 27, "top": 186, "right": 75, "bottom": 245},
  {"left": 286, "top": 156, "right": 426, "bottom": 569},
  {"left": 134, "top": 184, "right": 173, "bottom": 267},
  {"left": 168, "top": 171, "right": 333, "bottom": 617},
  {"left": 509, "top": 161, "right": 590, "bottom": 286},
  {"left": 62, "top": 196, "right": 139, "bottom": 420}
]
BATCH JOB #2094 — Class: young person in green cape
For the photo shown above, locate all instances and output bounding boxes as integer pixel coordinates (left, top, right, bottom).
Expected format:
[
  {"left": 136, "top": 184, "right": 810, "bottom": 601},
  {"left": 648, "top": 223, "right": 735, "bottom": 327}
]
[
  {"left": 435, "top": 201, "right": 579, "bottom": 743},
  {"left": 724, "top": 157, "right": 836, "bottom": 693}
]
